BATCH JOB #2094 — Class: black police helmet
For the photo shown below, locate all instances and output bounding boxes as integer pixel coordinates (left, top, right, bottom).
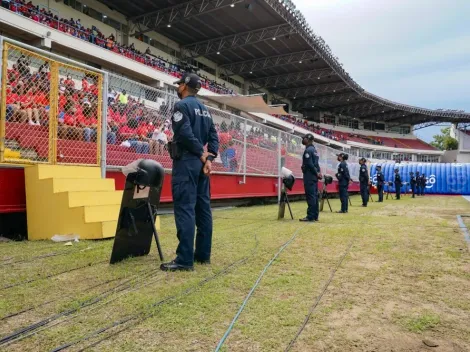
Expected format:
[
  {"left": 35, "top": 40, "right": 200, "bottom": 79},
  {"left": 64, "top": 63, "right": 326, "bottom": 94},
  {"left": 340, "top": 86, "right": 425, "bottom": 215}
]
[
  {"left": 323, "top": 174, "right": 333, "bottom": 185},
  {"left": 129, "top": 159, "right": 165, "bottom": 188},
  {"left": 302, "top": 133, "right": 314, "bottom": 141},
  {"left": 337, "top": 152, "right": 348, "bottom": 160},
  {"left": 359, "top": 157, "right": 367, "bottom": 163},
  {"left": 174, "top": 73, "right": 202, "bottom": 91}
]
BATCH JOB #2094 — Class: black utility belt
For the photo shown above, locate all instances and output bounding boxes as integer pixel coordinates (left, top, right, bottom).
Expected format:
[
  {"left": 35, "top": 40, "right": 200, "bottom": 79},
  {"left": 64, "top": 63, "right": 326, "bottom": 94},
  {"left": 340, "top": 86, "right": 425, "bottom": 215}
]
[{"left": 168, "top": 141, "right": 182, "bottom": 160}]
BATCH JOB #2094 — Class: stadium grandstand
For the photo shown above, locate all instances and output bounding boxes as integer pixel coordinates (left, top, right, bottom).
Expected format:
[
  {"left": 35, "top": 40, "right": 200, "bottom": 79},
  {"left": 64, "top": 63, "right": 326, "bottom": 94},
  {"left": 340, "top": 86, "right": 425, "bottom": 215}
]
[
  {"left": 0, "top": 0, "right": 470, "bottom": 222},
  {"left": 2, "top": 2, "right": 470, "bottom": 351}
]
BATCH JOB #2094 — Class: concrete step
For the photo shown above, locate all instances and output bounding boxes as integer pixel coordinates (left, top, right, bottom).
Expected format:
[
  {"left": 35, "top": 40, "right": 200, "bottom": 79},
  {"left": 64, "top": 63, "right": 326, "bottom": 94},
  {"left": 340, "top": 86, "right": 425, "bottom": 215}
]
[
  {"left": 68, "top": 191, "right": 123, "bottom": 207},
  {"left": 84, "top": 204, "right": 120, "bottom": 223},
  {"left": 101, "top": 220, "right": 118, "bottom": 238},
  {"left": 52, "top": 178, "right": 115, "bottom": 193},
  {"left": 37, "top": 165, "right": 101, "bottom": 180}
]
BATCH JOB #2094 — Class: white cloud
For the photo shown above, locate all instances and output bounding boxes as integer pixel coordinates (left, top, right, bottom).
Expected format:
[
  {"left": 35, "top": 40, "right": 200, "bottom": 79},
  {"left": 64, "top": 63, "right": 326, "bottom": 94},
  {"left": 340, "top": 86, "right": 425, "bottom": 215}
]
[{"left": 292, "top": 0, "right": 470, "bottom": 112}]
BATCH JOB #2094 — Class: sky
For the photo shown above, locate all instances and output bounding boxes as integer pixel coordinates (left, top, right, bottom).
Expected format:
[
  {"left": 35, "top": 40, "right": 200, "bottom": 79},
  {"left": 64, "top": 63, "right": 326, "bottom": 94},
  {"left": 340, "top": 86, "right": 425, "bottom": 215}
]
[{"left": 292, "top": 0, "right": 470, "bottom": 142}]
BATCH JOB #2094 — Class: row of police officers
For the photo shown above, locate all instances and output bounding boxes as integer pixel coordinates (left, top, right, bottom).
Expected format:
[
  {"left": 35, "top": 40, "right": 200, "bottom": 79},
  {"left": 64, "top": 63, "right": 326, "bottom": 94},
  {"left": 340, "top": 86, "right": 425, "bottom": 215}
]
[
  {"left": 300, "top": 133, "right": 429, "bottom": 221},
  {"left": 161, "top": 73, "right": 429, "bottom": 271},
  {"left": 375, "top": 167, "right": 428, "bottom": 201}
]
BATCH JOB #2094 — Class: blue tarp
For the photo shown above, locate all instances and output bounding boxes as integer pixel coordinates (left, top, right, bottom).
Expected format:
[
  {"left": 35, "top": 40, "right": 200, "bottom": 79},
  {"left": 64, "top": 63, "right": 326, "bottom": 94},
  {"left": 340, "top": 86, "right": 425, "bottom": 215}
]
[{"left": 370, "top": 163, "right": 470, "bottom": 195}]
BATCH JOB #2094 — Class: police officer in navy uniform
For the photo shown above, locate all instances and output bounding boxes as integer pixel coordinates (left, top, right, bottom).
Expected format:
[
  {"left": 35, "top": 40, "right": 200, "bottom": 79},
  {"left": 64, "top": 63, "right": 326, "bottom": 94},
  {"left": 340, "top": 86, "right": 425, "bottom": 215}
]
[
  {"left": 299, "top": 133, "right": 321, "bottom": 222},
  {"left": 420, "top": 173, "right": 427, "bottom": 196},
  {"left": 335, "top": 153, "right": 350, "bottom": 213},
  {"left": 415, "top": 171, "right": 421, "bottom": 196},
  {"left": 394, "top": 168, "right": 402, "bottom": 200},
  {"left": 359, "top": 158, "right": 369, "bottom": 207},
  {"left": 376, "top": 165, "right": 385, "bottom": 202},
  {"left": 161, "top": 73, "right": 219, "bottom": 272},
  {"left": 410, "top": 172, "right": 416, "bottom": 198}
]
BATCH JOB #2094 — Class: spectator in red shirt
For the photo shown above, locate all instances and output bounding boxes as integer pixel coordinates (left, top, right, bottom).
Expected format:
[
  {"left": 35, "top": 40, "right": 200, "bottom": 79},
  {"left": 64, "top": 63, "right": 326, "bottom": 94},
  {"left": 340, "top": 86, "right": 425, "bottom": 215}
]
[
  {"left": 118, "top": 118, "right": 150, "bottom": 154},
  {"left": 64, "top": 75, "right": 75, "bottom": 90},
  {"left": 218, "top": 131, "right": 232, "bottom": 168},
  {"left": 81, "top": 77, "right": 89, "bottom": 92}
]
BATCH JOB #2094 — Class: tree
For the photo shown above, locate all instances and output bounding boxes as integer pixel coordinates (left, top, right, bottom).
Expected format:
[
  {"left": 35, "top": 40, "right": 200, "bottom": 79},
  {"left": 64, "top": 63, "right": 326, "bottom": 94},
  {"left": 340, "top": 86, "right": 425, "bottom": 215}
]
[{"left": 430, "top": 127, "right": 458, "bottom": 150}]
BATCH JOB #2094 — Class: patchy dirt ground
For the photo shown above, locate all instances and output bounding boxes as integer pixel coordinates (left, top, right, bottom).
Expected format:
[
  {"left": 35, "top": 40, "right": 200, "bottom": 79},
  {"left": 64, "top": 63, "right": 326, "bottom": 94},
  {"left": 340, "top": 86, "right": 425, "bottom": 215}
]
[{"left": 0, "top": 195, "right": 469, "bottom": 352}]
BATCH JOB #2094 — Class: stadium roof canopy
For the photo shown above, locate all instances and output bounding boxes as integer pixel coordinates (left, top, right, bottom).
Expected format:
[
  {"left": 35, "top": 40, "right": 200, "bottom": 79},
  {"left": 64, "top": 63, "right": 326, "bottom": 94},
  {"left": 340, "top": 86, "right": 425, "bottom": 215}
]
[{"left": 100, "top": 0, "right": 470, "bottom": 126}]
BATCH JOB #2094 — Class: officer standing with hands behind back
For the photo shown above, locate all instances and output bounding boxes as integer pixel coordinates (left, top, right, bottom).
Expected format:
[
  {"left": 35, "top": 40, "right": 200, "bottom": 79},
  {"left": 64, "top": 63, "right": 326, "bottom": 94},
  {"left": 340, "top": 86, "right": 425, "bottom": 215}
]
[
  {"left": 359, "top": 158, "right": 369, "bottom": 207},
  {"left": 394, "top": 168, "right": 402, "bottom": 200},
  {"left": 336, "top": 153, "right": 350, "bottom": 213},
  {"left": 410, "top": 172, "right": 417, "bottom": 198},
  {"left": 299, "top": 133, "right": 321, "bottom": 222},
  {"left": 376, "top": 165, "right": 385, "bottom": 202},
  {"left": 161, "top": 73, "right": 219, "bottom": 272}
]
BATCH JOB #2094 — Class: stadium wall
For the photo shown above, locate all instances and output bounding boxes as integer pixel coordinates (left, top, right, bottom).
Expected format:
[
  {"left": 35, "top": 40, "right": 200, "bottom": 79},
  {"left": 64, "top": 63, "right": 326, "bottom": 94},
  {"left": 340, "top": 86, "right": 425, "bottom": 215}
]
[{"left": 0, "top": 167, "right": 359, "bottom": 214}]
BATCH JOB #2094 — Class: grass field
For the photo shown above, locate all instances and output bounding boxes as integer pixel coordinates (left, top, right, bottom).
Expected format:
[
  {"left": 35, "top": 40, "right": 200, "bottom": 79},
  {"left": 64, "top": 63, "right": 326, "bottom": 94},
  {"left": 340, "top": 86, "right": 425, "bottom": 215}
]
[{"left": 1, "top": 195, "right": 470, "bottom": 352}]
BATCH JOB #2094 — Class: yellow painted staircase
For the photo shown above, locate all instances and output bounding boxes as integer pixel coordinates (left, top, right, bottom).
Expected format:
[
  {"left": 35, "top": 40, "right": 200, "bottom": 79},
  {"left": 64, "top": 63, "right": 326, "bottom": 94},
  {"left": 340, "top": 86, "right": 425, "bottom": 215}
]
[{"left": 24, "top": 165, "right": 123, "bottom": 240}]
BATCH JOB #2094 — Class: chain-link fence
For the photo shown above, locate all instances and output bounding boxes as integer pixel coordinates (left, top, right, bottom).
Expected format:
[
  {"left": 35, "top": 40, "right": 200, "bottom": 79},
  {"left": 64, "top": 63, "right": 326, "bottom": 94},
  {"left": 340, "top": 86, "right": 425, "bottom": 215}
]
[
  {"left": 56, "top": 63, "right": 103, "bottom": 165},
  {"left": 0, "top": 40, "right": 104, "bottom": 166},
  {"left": 0, "top": 36, "right": 360, "bottom": 183},
  {"left": 1, "top": 43, "right": 54, "bottom": 163},
  {"left": 107, "top": 73, "right": 175, "bottom": 169}
]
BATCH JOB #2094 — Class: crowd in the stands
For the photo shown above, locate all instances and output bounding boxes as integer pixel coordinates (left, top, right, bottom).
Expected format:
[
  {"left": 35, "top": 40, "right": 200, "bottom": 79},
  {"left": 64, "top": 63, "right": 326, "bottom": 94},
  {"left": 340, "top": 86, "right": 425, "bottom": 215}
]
[
  {"left": 2, "top": 0, "right": 235, "bottom": 95},
  {"left": 5, "top": 54, "right": 283, "bottom": 168}
]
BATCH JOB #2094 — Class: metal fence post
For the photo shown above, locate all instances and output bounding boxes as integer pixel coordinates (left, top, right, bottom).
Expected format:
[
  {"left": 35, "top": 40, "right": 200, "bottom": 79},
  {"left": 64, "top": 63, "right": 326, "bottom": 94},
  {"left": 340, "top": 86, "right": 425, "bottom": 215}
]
[
  {"left": 101, "top": 72, "right": 109, "bottom": 178},
  {"left": 241, "top": 119, "right": 247, "bottom": 184},
  {"left": 277, "top": 130, "right": 282, "bottom": 204}
]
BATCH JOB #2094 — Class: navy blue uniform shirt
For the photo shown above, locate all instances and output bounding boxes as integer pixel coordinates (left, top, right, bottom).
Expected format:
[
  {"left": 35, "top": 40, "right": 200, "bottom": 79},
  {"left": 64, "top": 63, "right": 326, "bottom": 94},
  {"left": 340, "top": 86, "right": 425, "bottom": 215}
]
[
  {"left": 359, "top": 164, "right": 369, "bottom": 184},
  {"left": 172, "top": 96, "right": 219, "bottom": 159},
  {"left": 336, "top": 161, "right": 350, "bottom": 186},
  {"left": 394, "top": 173, "right": 402, "bottom": 186},
  {"left": 376, "top": 171, "right": 385, "bottom": 185},
  {"left": 302, "top": 145, "right": 320, "bottom": 182}
]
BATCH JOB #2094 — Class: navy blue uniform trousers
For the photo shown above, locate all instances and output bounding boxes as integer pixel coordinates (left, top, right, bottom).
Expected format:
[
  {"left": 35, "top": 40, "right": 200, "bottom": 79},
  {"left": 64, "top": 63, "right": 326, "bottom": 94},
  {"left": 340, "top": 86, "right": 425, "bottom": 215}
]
[
  {"left": 411, "top": 185, "right": 416, "bottom": 197},
  {"left": 339, "top": 184, "right": 349, "bottom": 212},
  {"left": 360, "top": 182, "right": 368, "bottom": 205},
  {"left": 377, "top": 185, "right": 384, "bottom": 202},
  {"left": 303, "top": 179, "right": 319, "bottom": 220},
  {"left": 172, "top": 158, "right": 212, "bottom": 266},
  {"left": 395, "top": 183, "right": 401, "bottom": 199}
]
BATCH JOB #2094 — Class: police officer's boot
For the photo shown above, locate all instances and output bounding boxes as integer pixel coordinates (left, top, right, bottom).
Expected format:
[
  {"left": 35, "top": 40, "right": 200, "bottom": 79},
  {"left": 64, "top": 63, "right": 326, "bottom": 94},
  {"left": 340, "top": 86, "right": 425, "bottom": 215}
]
[
  {"left": 160, "top": 260, "right": 194, "bottom": 272},
  {"left": 194, "top": 257, "right": 211, "bottom": 265},
  {"left": 299, "top": 217, "right": 315, "bottom": 222}
]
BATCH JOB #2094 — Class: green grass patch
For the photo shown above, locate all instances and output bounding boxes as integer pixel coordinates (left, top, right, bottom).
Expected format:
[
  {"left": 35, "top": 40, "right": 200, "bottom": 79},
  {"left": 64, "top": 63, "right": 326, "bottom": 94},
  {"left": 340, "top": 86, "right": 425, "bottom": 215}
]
[
  {"left": 398, "top": 312, "right": 441, "bottom": 333},
  {"left": 0, "top": 196, "right": 469, "bottom": 352}
]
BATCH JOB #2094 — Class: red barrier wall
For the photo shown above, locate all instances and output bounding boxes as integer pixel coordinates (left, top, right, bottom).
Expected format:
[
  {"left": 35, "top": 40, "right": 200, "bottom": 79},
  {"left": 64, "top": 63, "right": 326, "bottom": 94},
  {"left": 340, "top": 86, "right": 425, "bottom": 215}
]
[{"left": 0, "top": 167, "right": 359, "bottom": 213}]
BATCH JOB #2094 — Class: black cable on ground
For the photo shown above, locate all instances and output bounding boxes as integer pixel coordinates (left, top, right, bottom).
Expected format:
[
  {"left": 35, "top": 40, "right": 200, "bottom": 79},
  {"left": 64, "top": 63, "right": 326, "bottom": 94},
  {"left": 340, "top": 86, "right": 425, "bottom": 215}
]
[
  {"left": 214, "top": 225, "right": 306, "bottom": 351},
  {"left": 1, "top": 220, "right": 259, "bottom": 320},
  {"left": 0, "top": 260, "right": 108, "bottom": 291},
  {"left": 0, "top": 251, "right": 72, "bottom": 266},
  {"left": 0, "top": 276, "right": 123, "bottom": 321},
  {"left": 3, "top": 220, "right": 268, "bottom": 349},
  {"left": 50, "top": 230, "right": 262, "bottom": 352},
  {"left": 0, "top": 264, "right": 153, "bottom": 322},
  {"left": 0, "top": 268, "right": 160, "bottom": 346},
  {"left": 284, "top": 237, "right": 356, "bottom": 351}
]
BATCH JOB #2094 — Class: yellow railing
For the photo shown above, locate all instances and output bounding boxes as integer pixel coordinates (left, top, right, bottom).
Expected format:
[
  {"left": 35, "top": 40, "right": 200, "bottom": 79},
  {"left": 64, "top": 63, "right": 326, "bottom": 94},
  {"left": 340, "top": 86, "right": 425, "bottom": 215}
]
[{"left": 0, "top": 42, "right": 102, "bottom": 166}]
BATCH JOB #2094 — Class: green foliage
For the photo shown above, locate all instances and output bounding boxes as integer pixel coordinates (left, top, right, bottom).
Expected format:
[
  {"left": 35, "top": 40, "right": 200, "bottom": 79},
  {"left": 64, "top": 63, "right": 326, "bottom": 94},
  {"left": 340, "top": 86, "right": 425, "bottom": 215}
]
[{"left": 430, "top": 127, "right": 458, "bottom": 150}]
